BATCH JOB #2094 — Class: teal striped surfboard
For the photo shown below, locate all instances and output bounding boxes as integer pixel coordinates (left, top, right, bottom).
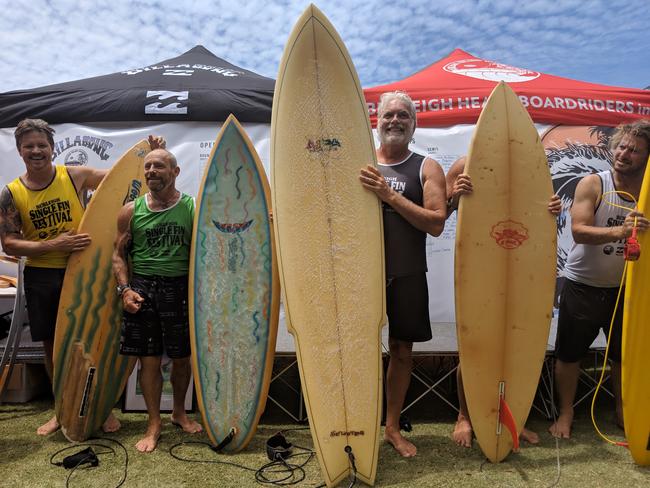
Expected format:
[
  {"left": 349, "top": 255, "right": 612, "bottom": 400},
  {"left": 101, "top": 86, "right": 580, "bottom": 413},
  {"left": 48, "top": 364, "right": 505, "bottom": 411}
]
[{"left": 189, "top": 115, "right": 279, "bottom": 452}]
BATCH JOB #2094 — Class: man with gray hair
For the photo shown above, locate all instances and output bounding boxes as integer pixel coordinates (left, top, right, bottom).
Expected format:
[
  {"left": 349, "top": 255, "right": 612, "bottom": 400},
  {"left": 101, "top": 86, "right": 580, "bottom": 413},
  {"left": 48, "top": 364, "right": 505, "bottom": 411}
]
[
  {"left": 550, "top": 119, "right": 650, "bottom": 439},
  {"left": 360, "top": 91, "right": 447, "bottom": 457}
]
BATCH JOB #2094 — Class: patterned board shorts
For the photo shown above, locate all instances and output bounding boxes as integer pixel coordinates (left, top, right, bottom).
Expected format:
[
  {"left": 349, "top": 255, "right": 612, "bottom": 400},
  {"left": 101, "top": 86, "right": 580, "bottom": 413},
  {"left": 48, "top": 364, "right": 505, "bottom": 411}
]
[{"left": 120, "top": 274, "right": 191, "bottom": 358}]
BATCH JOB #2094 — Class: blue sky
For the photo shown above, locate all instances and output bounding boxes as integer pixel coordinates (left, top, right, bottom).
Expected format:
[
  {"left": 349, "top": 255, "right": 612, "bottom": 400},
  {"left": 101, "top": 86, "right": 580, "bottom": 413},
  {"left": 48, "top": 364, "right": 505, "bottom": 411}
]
[{"left": 0, "top": 0, "right": 648, "bottom": 93}]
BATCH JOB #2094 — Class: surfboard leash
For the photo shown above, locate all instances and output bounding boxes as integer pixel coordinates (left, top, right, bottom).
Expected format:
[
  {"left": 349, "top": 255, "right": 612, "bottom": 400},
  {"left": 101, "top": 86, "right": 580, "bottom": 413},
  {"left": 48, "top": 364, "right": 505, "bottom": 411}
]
[
  {"left": 168, "top": 428, "right": 317, "bottom": 486},
  {"left": 589, "top": 260, "right": 629, "bottom": 448},
  {"left": 590, "top": 189, "right": 640, "bottom": 448},
  {"left": 343, "top": 445, "right": 359, "bottom": 488},
  {"left": 49, "top": 437, "right": 129, "bottom": 488},
  {"left": 601, "top": 190, "right": 641, "bottom": 261}
]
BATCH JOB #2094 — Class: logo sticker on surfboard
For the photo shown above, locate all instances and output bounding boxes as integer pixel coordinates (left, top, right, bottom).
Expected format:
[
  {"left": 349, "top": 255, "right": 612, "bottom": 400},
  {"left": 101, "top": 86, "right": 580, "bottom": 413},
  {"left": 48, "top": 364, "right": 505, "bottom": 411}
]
[
  {"left": 122, "top": 180, "right": 142, "bottom": 205},
  {"left": 306, "top": 138, "right": 341, "bottom": 153},
  {"left": 212, "top": 219, "right": 253, "bottom": 234},
  {"left": 444, "top": 58, "right": 540, "bottom": 83},
  {"left": 490, "top": 220, "right": 529, "bottom": 249},
  {"left": 330, "top": 429, "right": 365, "bottom": 437}
]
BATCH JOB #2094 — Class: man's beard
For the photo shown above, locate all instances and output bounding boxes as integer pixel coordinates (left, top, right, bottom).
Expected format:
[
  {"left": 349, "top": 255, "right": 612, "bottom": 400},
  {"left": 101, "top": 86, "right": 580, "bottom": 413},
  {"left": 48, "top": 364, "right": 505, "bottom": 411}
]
[{"left": 379, "top": 129, "right": 411, "bottom": 147}]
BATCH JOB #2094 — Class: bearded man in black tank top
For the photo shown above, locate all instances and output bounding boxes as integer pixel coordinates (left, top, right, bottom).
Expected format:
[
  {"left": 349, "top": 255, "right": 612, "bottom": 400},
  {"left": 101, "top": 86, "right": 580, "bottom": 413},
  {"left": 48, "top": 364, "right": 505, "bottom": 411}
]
[{"left": 360, "top": 91, "right": 447, "bottom": 458}]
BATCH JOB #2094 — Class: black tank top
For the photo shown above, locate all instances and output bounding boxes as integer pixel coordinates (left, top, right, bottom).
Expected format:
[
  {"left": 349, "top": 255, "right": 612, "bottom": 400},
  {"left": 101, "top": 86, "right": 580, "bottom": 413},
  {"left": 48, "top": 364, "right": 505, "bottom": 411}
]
[{"left": 378, "top": 152, "right": 427, "bottom": 277}]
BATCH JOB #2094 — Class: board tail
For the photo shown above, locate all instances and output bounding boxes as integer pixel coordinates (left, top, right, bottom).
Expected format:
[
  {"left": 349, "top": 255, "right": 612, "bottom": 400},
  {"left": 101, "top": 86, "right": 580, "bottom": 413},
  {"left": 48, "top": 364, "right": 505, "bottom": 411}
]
[{"left": 59, "top": 342, "right": 97, "bottom": 441}]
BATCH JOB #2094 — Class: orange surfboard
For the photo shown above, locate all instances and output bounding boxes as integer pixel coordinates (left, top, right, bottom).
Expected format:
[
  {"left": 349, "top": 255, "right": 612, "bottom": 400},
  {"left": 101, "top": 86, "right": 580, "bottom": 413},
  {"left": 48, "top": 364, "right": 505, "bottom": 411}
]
[{"left": 455, "top": 82, "right": 556, "bottom": 462}]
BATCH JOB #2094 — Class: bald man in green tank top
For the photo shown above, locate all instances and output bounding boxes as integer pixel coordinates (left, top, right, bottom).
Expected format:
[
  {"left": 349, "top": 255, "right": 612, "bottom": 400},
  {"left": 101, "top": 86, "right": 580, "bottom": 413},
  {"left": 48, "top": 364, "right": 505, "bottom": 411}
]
[{"left": 113, "top": 148, "right": 202, "bottom": 453}]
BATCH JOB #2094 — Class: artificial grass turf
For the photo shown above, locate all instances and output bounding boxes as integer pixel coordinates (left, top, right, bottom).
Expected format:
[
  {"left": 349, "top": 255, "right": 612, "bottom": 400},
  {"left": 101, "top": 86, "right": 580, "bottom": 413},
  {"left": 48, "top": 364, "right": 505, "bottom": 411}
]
[{"left": 1, "top": 400, "right": 648, "bottom": 487}]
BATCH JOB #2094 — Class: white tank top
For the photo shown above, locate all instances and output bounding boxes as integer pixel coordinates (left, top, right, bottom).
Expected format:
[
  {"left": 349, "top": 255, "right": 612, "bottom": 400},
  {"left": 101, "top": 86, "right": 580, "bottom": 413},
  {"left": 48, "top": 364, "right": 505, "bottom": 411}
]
[{"left": 564, "top": 171, "right": 634, "bottom": 287}]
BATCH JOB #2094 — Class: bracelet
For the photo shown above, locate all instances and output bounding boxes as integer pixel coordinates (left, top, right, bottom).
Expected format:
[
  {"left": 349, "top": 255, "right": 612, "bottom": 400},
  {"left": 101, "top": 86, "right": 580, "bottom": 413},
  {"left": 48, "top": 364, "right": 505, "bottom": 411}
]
[{"left": 117, "top": 283, "right": 131, "bottom": 297}]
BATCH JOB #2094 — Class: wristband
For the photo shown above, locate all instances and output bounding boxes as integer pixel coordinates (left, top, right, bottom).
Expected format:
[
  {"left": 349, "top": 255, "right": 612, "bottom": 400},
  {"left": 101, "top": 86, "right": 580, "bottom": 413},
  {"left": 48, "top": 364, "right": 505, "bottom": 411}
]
[{"left": 116, "top": 283, "right": 131, "bottom": 296}]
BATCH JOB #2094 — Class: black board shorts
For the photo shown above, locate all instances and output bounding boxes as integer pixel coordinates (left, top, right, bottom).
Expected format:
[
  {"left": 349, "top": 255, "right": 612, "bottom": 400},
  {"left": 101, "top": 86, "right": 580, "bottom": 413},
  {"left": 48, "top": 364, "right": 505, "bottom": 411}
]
[
  {"left": 120, "top": 274, "right": 191, "bottom": 359},
  {"left": 386, "top": 273, "right": 432, "bottom": 343},
  {"left": 555, "top": 278, "right": 623, "bottom": 363},
  {"left": 23, "top": 266, "right": 66, "bottom": 342}
]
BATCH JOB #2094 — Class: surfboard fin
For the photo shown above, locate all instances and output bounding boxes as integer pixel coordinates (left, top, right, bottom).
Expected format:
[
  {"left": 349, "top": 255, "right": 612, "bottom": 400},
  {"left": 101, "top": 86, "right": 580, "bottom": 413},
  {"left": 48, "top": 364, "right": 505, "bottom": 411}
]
[{"left": 498, "top": 397, "right": 519, "bottom": 451}]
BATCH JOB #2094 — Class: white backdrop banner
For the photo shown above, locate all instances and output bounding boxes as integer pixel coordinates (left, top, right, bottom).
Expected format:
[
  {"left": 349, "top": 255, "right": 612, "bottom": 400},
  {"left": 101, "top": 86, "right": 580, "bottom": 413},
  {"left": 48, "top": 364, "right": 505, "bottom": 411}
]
[
  {"left": 3, "top": 121, "right": 586, "bottom": 331},
  {"left": 0, "top": 121, "right": 272, "bottom": 195}
]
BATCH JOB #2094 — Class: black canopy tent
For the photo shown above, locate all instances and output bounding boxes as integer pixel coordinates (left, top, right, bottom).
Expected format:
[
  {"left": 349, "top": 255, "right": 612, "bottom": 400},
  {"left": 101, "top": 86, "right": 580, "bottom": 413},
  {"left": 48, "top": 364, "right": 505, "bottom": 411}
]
[{"left": 0, "top": 45, "right": 274, "bottom": 128}]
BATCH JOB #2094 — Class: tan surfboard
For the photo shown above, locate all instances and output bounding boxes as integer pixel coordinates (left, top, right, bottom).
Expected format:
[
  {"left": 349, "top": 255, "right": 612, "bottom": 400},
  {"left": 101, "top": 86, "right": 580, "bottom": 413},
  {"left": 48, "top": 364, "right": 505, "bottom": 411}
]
[
  {"left": 53, "top": 141, "right": 150, "bottom": 441},
  {"left": 622, "top": 153, "right": 650, "bottom": 466},
  {"left": 271, "top": 4, "right": 385, "bottom": 486},
  {"left": 455, "top": 82, "right": 556, "bottom": 462}
]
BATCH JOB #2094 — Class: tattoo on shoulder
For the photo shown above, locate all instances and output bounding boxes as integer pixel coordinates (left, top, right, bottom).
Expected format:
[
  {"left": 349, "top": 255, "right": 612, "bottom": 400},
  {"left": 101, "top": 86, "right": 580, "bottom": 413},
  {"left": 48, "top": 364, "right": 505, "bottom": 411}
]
[
  {"left": 118, "top": 228, "right": 133, "bottom": 255},
  {"left": 0, "top": 187, "right": 22, "bottom": 235},
  {"left": 125, "top": 231, "right": 132, "bottom": 252},
  {"left": 0, "top": 187, "right": 13, "bottom": 210}
]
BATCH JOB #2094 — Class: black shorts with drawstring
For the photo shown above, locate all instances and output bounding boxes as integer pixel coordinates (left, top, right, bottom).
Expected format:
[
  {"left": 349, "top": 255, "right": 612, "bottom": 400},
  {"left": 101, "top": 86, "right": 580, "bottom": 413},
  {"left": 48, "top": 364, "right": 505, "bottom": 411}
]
[{"left": 555, "top": 278, "right": 623, "bottom": 363}]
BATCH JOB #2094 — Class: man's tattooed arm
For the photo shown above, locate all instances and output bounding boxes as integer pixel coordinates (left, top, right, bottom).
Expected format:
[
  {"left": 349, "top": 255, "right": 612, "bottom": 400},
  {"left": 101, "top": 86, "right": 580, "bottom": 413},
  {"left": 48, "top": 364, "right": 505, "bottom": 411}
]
[{"left": 0, "top": 186, "right": 23, "bottom": 253}]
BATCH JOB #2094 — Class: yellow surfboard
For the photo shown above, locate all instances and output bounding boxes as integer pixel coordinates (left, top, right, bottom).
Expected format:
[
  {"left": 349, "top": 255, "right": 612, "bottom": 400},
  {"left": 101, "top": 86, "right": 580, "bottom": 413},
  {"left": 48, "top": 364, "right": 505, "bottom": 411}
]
[
  {"left": 53, "top": 141, "right": 149, "bottom": 441},
  {"left": 271, "top": 4, "right": 385, "bottom": 486},
  {"left": 622, "top": 154, "right": 650, "bottom": 466},
  {"left": 455, "top": 82, "right": 556, "bottom": 462}
]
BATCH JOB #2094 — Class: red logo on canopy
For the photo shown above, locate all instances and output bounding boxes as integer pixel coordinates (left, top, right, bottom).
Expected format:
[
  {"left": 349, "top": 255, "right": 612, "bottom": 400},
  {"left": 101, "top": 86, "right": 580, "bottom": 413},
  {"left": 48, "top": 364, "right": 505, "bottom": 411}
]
[{"left": 444, "top": 58, "right": 540, "bottom": 83}]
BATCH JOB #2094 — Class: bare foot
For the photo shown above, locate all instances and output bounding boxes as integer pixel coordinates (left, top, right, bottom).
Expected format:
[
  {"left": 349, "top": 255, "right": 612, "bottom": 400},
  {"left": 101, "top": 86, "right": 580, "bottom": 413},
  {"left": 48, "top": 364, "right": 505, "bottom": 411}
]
[
  {"left": 37, "top": 415, "right": 60, "bottom": 436},
  {"left": 549, "top": 411, "right": 573, "bottom": 439},
  {"left": 102, "top": 412, "right": 121, "bottom": 433},
  {"left": 452, "top": 415, "right": 473, "bottom": 448},
  {"left": 135, "top": 423, "right": 162, "bottom": 453},
  {"left": 170, "top": 413, "right": 203, "bottom": 434},
  {"left": 520, "top": 427, "right": 539, "bottom": 444},
  {"left": 385, "top": 427, "right": 417, "bottom": 457}
]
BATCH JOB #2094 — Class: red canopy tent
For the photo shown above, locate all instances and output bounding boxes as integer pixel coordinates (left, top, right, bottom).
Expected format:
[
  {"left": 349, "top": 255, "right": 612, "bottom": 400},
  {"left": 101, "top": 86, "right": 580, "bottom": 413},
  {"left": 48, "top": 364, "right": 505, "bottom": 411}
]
[{"left": 364, "top": 48, "right": 650, "bottom": 128}]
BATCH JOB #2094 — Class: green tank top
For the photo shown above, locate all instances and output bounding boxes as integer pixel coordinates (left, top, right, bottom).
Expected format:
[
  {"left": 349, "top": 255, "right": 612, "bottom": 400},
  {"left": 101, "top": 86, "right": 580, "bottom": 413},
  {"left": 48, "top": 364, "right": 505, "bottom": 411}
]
[{"left": 130, "top": 193, "right": 194, "bottom": 277}]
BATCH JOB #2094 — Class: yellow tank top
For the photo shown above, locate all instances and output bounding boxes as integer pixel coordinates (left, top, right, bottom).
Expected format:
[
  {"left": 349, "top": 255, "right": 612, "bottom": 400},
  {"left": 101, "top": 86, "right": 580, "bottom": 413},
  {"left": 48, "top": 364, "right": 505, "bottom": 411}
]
[{"left": 7, "top": 165, "right": 84, "bottom": 268}]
